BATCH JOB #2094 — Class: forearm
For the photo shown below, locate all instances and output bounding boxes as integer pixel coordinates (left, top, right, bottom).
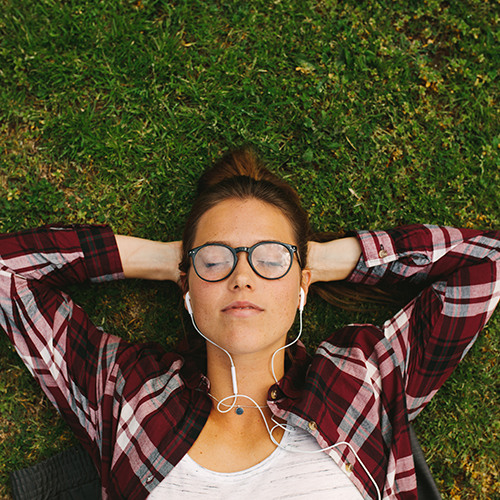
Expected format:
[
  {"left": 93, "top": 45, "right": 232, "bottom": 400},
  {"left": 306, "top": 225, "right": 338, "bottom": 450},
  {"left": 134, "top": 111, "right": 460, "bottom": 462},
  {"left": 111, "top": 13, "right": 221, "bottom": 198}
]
[
  {"left": 0, "top": 224, "right": 122, "bottom": 286},
  {"left": 115, "top": 235, "right": 181, "bottom": 282},
  {"left": 308, "top": 237, "right": 362, "bottom": 283}
]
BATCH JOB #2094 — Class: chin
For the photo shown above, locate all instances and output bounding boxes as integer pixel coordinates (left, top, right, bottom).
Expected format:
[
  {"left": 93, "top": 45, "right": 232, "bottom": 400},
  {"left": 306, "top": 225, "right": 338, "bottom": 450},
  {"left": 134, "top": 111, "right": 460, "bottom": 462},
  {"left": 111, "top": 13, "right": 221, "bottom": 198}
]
[{"left": 223, "top": 331, "right": 287, "bottom": 356}]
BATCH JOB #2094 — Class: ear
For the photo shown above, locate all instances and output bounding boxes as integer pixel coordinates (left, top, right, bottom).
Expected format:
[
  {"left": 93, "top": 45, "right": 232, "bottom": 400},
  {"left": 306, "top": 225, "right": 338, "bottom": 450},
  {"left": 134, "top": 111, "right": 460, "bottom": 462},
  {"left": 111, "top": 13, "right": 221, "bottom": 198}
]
[
  {"left": 299, "top": 269, "right": 312, "bottom": 309},
  {"left": 180, "top": 272, "right": 191, "bottom": 313},
  {"left": 180, "top": 271, "right": 188, "bottom": 294}
]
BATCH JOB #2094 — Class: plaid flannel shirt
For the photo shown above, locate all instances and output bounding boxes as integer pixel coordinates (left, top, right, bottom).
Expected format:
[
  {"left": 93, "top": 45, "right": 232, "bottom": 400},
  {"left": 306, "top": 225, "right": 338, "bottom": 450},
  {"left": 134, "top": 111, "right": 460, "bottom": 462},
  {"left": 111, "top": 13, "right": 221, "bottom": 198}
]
[{"left": 1, "top": 224, "right": 499, "bottom": 500}]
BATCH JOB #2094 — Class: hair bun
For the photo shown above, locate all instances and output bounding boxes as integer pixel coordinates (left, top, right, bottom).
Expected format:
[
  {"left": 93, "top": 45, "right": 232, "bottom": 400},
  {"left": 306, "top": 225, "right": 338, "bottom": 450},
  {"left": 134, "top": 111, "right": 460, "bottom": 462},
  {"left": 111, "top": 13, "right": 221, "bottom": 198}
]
[{"left": 197, "top": 146, "right": 281, "bottom": 195}]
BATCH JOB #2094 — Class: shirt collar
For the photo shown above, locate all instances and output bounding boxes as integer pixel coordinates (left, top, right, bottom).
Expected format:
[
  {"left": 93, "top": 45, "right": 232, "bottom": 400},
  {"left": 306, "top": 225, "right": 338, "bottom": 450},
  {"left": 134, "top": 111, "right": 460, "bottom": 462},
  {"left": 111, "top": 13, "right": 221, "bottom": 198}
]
[{"left": 277, "top": 340, "right": 313, "bottom": 399}]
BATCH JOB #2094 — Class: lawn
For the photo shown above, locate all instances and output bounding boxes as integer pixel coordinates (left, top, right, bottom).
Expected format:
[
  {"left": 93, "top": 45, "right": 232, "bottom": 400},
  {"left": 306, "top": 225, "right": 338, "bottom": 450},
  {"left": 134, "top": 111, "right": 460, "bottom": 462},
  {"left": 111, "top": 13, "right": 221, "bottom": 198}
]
[{"left": 1, "top": 0, "right": 499, "bottom": 498}]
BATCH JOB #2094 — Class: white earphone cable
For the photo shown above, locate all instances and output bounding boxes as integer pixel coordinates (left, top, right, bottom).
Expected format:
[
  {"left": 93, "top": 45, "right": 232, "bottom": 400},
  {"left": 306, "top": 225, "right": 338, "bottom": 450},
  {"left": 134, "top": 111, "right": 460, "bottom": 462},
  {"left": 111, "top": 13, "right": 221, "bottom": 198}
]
[
  {"left": 270, "top": 305, "right": 303, "bottom": 384},
  {"left": 185, "top": 291, "right": 381, "bottom": 500}
]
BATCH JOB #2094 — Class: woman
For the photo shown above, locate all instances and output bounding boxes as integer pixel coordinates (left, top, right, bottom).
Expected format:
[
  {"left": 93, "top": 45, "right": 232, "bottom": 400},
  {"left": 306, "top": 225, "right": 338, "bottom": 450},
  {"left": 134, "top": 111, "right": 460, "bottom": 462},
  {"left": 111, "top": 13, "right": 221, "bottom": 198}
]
[{"left": 1, "top": 148, "right": 499, "bottom": 500}]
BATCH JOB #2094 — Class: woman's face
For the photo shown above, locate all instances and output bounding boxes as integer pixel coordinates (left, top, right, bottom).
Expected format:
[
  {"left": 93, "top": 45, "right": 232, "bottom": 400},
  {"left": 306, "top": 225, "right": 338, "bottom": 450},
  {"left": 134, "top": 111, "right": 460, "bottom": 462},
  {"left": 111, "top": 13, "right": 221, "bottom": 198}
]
[{"left": 186, "top": 197, "right": 311, "bottom": 357}]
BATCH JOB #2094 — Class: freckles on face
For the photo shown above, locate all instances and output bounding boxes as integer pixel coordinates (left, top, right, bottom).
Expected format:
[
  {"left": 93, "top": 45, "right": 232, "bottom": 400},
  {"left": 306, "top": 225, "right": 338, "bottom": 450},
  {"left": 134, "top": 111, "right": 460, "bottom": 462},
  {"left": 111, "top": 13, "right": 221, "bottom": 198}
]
[{"left": 186, "top": 198, "right": 303, "bottom": 354}]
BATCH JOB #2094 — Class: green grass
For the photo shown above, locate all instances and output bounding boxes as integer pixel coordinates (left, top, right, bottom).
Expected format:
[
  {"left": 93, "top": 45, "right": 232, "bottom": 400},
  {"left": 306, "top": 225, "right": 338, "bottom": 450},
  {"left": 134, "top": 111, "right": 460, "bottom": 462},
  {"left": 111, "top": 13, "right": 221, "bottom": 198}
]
[{"left": 1, "top": 0, "right": 500, "bottom": 498}]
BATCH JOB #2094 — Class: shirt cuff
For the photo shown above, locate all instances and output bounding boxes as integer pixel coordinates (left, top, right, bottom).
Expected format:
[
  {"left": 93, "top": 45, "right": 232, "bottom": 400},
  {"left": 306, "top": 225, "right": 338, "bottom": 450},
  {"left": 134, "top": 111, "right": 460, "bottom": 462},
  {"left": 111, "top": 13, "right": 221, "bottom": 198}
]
[
  {"left": 348, "top": 229, "right": 397, "bottom": 285},
  {"left": 74, "top": 225, "right": 125, "bottom": 283}
]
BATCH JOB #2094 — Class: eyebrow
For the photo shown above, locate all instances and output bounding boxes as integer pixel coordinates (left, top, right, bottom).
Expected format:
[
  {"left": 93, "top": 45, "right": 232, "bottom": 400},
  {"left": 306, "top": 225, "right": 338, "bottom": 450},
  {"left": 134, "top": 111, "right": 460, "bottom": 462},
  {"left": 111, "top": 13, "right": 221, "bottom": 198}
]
[
  {"left": 200, "top": 240, "right": 290, "bottom": 247},
  {"left": 200, "top": 240, "right": 232, "bottom": 246}
]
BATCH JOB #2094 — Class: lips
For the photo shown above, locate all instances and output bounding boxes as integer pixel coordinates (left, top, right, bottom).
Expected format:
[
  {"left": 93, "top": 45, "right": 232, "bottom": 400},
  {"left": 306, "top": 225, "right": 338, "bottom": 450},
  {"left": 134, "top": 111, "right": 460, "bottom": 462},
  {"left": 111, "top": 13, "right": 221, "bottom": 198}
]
[{"left": 221, "top": 301, "right": 264, "bottom": 315}]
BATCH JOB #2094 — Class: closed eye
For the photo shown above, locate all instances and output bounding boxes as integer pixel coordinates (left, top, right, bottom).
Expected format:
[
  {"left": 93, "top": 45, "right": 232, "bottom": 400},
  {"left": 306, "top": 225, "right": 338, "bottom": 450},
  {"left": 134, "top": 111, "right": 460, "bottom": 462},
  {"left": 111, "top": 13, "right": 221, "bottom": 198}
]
[
  {"left": 203, "top": 260, "right": 231, "bottom": 268},
  {"left": 256, "top": 260, "right": 285, "bottom": 267}
]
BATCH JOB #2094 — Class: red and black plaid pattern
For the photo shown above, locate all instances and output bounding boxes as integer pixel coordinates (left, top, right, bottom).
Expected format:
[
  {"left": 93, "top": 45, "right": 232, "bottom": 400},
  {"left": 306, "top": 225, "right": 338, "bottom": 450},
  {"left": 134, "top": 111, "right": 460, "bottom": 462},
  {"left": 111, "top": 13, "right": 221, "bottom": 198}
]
[{"left": 1, "top": 224, "right": 498, "bottom": 500}]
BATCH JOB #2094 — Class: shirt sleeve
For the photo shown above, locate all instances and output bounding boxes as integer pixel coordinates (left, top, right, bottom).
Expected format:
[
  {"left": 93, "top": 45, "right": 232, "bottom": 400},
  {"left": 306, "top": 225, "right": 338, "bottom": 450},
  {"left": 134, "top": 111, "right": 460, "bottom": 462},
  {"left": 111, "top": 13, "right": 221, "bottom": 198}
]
[
  {"left": 0, "top": 224, "right": 128, "bottom": 467},
  {"left": 349, "top": 224, "right": 500, "bottom": 419}
]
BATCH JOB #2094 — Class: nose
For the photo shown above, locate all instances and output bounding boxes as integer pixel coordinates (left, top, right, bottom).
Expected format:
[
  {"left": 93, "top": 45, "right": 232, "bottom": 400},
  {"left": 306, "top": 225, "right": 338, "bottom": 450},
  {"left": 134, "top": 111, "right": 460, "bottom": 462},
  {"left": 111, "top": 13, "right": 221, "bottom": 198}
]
[{"left": 228, "top": 250, "right": 254, "bottom": 289}]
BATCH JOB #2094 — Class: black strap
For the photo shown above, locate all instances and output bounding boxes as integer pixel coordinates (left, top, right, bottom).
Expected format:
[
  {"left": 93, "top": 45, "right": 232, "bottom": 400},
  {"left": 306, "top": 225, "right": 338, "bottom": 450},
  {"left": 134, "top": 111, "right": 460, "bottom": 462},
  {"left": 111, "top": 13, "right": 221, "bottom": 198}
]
[
  {"left": 10, "top": 445, "right": 101, "bottom": 500},
  {"left": 409, "top": 424, "right": 442, "bottom": 500}
]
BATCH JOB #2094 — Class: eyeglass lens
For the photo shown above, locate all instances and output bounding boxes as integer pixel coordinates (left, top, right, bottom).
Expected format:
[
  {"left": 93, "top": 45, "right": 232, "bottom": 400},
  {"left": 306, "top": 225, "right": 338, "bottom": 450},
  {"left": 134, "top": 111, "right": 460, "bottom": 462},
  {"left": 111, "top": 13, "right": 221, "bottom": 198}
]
[{"left": 194, "top": 243, "right": 292, "bottom": 281}]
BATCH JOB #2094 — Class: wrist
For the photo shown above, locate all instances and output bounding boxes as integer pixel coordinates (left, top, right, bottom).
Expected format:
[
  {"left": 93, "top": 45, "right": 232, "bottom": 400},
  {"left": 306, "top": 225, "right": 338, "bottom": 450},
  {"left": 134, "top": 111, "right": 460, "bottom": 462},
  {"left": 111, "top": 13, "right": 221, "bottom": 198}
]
[
  {"left": 160, "top": 241, "right": 182, "bottom": 283},
  {"left": 308, "top": 237, "right": 362, "bottom": 283},
  {"left": 116, "top": 236, "right": 181, "bottom": 282}
]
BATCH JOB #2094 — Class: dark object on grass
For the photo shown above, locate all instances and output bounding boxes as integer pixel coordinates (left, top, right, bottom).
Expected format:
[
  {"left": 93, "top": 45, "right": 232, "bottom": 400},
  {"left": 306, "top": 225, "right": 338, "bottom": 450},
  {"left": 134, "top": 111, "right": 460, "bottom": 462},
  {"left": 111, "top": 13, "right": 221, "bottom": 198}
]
[
  {"left": 409, "top": 425, "right": 443, "bottom": 500},
  {"left": 10, "top": 445, "right": 101, "bottom": 500}
]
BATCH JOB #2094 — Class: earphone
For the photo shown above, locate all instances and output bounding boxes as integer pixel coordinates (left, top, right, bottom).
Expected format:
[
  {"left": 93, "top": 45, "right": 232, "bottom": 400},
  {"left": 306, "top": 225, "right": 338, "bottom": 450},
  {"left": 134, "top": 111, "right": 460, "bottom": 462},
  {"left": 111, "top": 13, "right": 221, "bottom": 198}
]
[
  {"left": 184, "top": 291, "right": 193, "bottom": 315},
  {"left": 184, "top": 289, "right": 305, "bottom": 394},
  {"left": 183, "top": 289, "right": 381, "bottom": 500},
  {"left": 185, "top": 291, "right": 238, "bottom": 395}
]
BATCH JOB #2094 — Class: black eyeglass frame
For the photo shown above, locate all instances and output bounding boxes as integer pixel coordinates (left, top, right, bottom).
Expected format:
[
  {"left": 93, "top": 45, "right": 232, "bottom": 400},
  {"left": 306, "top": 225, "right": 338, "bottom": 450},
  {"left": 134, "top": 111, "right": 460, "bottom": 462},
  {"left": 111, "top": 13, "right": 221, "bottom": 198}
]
[{"left": 188, "top": 241, "right": 302, "bottom": 282}]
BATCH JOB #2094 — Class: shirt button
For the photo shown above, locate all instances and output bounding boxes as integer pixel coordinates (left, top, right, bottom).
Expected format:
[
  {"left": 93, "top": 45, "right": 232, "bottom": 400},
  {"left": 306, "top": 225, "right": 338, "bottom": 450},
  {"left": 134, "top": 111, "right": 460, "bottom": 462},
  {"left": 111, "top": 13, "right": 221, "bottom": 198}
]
[
  {"left": 146, "top": 475, "right": 154, "bottom": 484},
  {"left": 345, "top": 462, "right": 354, "bottom": 473},
  {"left": 270, "top": 389, "right": 279, "bottom": 400},
  {"left": 378, "top": 249, "right": 388, "bottom": 258},
  {"left": 308, "top": 420, "right": 318, "bottom": 431}
]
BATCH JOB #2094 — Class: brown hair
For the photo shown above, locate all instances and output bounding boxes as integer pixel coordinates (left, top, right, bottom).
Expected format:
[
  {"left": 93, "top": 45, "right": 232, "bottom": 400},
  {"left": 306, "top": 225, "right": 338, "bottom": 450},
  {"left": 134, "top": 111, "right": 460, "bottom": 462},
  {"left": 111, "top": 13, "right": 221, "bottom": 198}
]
[
  {"left": 180, "top": 146, "right": 399, "bottom": 308},
  {"left": 180, "top": 147, "right": 311, "bottom": 284}
]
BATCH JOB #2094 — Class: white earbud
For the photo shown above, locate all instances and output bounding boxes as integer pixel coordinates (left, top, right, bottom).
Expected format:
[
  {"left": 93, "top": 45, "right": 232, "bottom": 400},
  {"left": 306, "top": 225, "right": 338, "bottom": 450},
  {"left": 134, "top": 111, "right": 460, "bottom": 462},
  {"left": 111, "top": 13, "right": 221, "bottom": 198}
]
[
  {"left": 299, "top": 288, "right": 305, "bottom": 311},
  {"left": 185, "top": 291, "right": 193, "bottom": 315}
]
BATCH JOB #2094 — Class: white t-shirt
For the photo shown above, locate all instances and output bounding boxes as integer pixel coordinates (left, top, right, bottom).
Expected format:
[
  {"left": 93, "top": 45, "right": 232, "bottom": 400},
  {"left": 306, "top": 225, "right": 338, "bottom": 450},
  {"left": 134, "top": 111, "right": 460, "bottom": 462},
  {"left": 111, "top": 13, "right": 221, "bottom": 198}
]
[{"left": 148, "top": 425, "right": 363, "bottom": 499}]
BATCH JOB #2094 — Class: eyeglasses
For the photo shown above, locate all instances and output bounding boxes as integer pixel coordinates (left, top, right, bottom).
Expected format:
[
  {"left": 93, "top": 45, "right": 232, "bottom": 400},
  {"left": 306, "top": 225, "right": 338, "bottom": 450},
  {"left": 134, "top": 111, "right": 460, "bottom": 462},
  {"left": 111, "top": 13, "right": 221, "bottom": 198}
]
[{"left": 188, "top": 241, "right": 301, "bottom": 282}]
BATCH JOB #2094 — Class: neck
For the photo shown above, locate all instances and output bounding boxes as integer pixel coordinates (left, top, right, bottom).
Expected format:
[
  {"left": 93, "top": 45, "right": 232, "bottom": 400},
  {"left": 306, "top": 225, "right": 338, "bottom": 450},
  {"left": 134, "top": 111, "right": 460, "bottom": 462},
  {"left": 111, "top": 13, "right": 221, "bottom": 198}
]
[{"left": 206, "top": 344, "right": 286, "bottom": 408}]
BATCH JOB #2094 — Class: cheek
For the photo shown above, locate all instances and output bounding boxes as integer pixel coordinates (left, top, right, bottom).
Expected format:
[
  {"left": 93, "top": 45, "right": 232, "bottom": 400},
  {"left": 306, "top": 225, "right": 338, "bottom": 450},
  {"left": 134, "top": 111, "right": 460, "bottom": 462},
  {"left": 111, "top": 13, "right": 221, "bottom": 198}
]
[
  {"left": 268, "top": 280, "right": 301, "bottom": 317},
  {"left": 186, "top": 273, "right": 301, "bottom": 324},
  {"left": 187, "top": 279, "right": 213, "bottom": 312}
]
